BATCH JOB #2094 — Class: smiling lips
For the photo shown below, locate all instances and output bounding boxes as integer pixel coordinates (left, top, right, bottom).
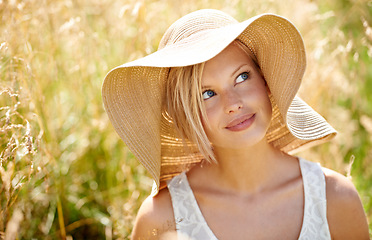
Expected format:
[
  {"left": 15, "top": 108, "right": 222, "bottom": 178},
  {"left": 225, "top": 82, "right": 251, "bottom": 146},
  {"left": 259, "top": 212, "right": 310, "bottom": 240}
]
[{"left": 225, "top": 113, "right": 256, "bottom": 132}]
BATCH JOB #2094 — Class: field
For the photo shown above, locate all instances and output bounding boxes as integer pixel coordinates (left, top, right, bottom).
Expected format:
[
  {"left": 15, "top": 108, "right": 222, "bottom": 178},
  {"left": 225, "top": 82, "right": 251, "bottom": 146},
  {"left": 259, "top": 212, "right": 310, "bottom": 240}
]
[{"left": 1, "top": 0, "right": 371, "bottom": 239}]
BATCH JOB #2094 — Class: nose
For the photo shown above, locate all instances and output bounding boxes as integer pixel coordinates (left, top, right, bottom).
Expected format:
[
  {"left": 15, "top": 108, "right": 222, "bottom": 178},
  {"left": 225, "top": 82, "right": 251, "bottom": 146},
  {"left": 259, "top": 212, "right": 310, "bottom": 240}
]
[{"left": 222, "top": 91, "right": 243, "bottom": 114}]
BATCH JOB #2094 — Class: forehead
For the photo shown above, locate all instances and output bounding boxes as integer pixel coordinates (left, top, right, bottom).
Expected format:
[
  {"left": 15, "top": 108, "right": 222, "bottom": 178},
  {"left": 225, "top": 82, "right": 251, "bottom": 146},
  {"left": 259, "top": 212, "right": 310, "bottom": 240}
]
[{"left": 202, "top": 43, "right": 255, "bottom": 80}]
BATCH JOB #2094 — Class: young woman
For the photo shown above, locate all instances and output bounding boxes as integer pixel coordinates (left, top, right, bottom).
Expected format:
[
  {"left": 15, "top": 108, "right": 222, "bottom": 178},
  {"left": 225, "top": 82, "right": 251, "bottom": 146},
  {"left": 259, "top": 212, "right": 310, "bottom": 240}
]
[{"left": 102, "top": 9, "right": 369, "bottom": 239}]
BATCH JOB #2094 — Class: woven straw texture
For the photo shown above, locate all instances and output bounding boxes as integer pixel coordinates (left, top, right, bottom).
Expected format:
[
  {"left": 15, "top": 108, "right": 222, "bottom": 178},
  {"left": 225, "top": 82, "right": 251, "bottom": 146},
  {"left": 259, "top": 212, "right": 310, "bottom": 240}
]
[{"left": 102, "top": 9, "right": 336, "bottom": 195}]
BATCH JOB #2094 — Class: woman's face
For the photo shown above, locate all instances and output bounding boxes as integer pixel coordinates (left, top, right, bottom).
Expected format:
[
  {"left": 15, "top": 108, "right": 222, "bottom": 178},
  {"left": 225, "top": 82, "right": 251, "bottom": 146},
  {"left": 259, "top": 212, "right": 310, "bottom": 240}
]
[{"left": 201, "top": 43, "right": 272, "bottom": 150}]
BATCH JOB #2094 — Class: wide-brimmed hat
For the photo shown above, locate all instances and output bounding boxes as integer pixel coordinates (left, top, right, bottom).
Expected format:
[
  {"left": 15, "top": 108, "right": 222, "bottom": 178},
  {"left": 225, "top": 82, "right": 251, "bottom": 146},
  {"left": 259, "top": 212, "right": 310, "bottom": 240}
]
[{"left": 102, "top": 9, "right": 336, "bottom": 196}]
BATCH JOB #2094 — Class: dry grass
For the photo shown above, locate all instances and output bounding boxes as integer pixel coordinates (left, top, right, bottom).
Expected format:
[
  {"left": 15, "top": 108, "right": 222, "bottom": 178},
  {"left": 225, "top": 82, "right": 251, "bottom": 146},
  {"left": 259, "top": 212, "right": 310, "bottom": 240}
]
[{"left": 0, "top": 0, "right": 371, "bottom": 238}]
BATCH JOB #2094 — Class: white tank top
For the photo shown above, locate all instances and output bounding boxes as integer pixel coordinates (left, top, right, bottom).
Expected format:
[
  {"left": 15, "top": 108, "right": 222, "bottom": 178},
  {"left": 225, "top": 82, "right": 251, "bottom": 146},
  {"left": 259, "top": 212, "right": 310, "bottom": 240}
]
[{"left": 167, "top": 158, "right": 331, "bottom": 239}]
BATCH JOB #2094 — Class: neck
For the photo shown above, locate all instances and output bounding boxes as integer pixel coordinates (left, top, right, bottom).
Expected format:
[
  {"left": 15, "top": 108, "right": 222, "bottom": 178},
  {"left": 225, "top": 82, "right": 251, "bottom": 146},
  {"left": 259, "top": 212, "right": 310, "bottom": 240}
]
[{"left": 204, "top": 138, "right": 290, "bottom": 193}]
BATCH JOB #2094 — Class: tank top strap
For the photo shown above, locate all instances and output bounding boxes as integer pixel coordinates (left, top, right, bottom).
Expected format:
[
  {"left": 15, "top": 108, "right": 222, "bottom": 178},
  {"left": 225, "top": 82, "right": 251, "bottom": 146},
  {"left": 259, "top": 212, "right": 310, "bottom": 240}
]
[
  {"left": 167, "top": 172, "right": 218, "bottom": 240},
  {"left": 298, "top": 157, "right": 331, "bottom": 239}
]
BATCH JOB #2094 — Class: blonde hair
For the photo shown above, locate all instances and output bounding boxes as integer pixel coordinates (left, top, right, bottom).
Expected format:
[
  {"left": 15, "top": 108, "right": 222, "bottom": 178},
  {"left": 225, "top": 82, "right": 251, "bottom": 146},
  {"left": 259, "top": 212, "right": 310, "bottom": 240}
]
[
  {"left": 166, "top": 40, "right": 261, "bottom": 163},
  {"left": 166, "top": 62, "right": 216, "bottom": 163}
]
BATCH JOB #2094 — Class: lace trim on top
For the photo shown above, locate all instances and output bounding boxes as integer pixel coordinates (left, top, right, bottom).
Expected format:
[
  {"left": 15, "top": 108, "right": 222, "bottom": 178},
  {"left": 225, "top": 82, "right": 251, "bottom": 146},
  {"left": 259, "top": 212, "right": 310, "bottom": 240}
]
[{"left": 167, "top": 158, "right": 331, "bottom": 240}]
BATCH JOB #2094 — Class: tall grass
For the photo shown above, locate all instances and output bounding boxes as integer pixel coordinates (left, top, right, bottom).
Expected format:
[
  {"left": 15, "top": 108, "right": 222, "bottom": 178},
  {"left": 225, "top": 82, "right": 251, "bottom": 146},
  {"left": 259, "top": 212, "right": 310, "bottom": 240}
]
[{"left": 0, "top": 0, "right": 371, "bottom": 239}]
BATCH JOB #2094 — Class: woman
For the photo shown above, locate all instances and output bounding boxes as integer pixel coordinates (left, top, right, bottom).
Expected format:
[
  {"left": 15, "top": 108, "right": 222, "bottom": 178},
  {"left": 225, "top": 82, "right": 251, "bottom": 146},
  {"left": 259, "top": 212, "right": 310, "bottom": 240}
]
[{"left": 102, "top": 9, "right": 369, "bottom": 239}]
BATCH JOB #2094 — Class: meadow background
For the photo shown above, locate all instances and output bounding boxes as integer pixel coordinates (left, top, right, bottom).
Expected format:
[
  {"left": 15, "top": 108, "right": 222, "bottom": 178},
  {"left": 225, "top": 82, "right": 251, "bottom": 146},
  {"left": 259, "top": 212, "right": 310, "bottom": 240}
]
[{"left": 0, "top": 0, "right": 371, "bottom": 239}]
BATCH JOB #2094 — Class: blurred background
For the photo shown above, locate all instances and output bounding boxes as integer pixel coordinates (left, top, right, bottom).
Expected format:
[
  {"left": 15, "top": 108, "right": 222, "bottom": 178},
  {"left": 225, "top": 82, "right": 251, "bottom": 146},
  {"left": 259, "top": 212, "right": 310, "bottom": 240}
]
[{"left": 0, "top": 0, "right": 371, "bottom": 239}]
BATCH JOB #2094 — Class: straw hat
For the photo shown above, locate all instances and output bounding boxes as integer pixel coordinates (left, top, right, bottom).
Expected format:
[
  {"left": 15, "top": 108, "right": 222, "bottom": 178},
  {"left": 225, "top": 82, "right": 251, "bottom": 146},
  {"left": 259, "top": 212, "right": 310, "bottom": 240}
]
[{"left": 102, "top": 9, "right": 336, "bottom": 195}]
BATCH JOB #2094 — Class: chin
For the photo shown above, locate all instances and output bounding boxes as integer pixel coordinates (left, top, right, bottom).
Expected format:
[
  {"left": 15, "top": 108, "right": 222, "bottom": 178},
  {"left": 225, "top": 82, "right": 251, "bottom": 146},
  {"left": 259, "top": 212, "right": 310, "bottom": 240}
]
[{"left": 213, "top": 131, "right": 268, "bottom": 150}]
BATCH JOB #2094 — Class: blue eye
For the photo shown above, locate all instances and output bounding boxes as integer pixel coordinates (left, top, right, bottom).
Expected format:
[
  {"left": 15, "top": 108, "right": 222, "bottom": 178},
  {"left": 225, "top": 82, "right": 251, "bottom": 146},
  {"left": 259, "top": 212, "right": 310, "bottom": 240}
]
[
  {"left": 202, "top": 90, "right": 216, "bottom": 100},
  {"left": 236, "top": 72, "right": 250, "bottom": 83}
]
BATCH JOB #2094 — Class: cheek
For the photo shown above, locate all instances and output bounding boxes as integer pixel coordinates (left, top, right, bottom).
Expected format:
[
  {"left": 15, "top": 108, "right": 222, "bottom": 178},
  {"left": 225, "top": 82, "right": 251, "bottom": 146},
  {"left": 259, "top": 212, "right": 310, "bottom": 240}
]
[
  {"left": 246, "top": 84, "right": 272, "bottom": 118},
  {"left": 201, "top": 104, "right": 216, "bottom": 130},
  {"left": 259, "top": 90, "right": 273, "bottom": 122},
  {"left": 201, "top": 101, "right": 222, "bottom": 140}
]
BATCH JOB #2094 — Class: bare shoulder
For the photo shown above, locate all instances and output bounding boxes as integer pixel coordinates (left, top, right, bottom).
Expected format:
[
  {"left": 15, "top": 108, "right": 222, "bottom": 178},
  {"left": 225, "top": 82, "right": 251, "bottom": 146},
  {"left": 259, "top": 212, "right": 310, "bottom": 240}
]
[
  {"left": 131, "top": 188, "right": 176, "bottom": 240},
  {"left": 322, "top": 167, "right": 370, "bottom": 240}
]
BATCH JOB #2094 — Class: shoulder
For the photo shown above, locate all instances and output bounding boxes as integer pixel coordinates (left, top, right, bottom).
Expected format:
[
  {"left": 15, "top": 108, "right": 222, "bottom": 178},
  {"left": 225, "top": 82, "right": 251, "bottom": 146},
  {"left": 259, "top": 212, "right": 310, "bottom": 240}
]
[
  {"left": 131, "top": 188, "right": 176, "bottom": 240},
  {"left": 322, "top": 167, "right": 370, "bottom": 239}
]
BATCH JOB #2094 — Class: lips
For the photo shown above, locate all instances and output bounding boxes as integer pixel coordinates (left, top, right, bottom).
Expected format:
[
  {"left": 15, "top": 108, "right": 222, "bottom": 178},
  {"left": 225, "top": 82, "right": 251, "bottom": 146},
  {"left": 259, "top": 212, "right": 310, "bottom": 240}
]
[{"left": 225, "top": 113, "right": 256, "bottom": 132}]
